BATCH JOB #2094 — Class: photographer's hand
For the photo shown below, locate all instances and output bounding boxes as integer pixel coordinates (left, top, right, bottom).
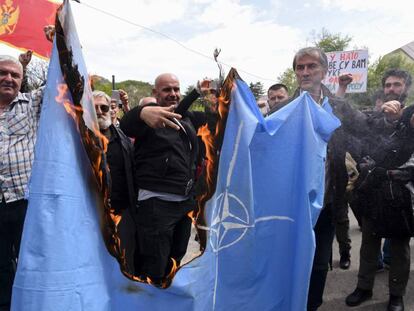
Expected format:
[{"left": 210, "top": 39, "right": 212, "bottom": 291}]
[{"left": 119, "top": 89, "right": 130, "bottom": 112}]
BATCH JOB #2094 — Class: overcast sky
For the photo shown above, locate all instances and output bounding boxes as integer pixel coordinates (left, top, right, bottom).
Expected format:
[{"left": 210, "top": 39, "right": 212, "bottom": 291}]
[{"left": 1, "top": 0, "right": 413, "bottom": 91}]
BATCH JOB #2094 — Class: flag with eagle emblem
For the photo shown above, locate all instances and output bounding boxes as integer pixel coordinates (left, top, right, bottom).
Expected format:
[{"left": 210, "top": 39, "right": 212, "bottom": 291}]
[{"left": 0, "top": 0, "right": 60, "bottom": 58}]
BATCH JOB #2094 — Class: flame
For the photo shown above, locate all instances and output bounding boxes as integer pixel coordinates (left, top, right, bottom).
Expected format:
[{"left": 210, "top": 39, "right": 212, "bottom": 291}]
[
  {"left": 163, "top": 258, "right": 178, "bottom": 287},
  {"left": 112, "top": 70, "right": 236, "bottom": 287},
  {"left": 101, "top": 70, "right": 235, "bottom": 288},
  {"left": 55, "top": 31, "right": 237, "bottom": 288},
  {"left": 55, "top": 83, "right": 109, "bottom": 159},
  {"left": 55, "top": 83, "right": 68, "bottom": 103},
  {"left": 56, "top": 81, "right": 125, "bottom": 257},
  {"left": 56, "top": 84, "right": 81, "bottom": 120},
  {"left": 54, "top": 8, "right": 141, "bottom": 288},
  {"left": 110, "top": 213, "right": 122, "bottom": 227},
  {"left": 192, "top": 70, "right": 235, "bottom": 253},
  {"left": 197, "top": 124, "right": 216, "bottom": 199}
]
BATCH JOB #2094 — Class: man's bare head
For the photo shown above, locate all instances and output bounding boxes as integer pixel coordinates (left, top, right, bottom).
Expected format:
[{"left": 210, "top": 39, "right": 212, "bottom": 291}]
[
  {"left": 138, "top": 96, "right": 157, "bottom": 106},
  {"left": 153, "top": 73, "right": 181, "bottom": 107}
]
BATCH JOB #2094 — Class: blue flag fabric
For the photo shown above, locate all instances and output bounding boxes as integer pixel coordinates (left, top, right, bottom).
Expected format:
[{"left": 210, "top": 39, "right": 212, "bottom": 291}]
[
  {"left": 12, "top": 3, "right": 114, "bottom": 311},
  {"left": 106, "top": 80, "right": 341, "bottom": 311},
  {"left": 12, "top": 2, "right": 340, "bottom": 310}
]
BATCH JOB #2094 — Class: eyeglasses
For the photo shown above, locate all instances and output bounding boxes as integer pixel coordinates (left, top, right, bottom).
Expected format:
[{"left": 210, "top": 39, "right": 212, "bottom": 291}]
[{"left": 95, "top": 104, "right": 110, "bottom": 113}]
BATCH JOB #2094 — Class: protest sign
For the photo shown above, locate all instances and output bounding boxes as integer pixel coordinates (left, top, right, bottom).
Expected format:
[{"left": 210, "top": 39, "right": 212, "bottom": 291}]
[{"left": 323, "top": 49, "right": 368, "bottom": 93}]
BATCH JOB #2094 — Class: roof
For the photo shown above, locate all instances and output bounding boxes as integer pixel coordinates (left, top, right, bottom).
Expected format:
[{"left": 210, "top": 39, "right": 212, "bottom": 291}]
[{"left": 397, "top": 41, "right": 414, "bottom": 60}]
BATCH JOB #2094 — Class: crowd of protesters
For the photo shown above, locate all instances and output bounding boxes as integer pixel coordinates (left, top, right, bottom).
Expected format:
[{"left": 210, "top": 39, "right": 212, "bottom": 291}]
[
  {"left": 270, "top": 48, "right": 414, "bottom": 311},
  {"left": 0, "top": 26, "right": 414, "bottom": 311}
]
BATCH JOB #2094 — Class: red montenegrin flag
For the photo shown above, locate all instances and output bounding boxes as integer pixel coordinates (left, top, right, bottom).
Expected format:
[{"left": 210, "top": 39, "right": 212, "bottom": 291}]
[{"left": 0, "top": 0, "right": 61, "bottom": 59}]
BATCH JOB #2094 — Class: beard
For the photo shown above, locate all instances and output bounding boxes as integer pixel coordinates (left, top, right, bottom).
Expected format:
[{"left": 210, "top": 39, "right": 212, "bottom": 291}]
[
  {"left": 98, "top": 117, "right": 111, "bottom": 130},
  {"left": 383, "top": 92, "right": 407, "bottom": 104}
]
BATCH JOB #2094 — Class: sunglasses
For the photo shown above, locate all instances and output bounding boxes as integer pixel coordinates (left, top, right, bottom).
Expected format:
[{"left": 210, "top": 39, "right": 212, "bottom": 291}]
[{"left": 95, "top": 104, "right": 110, "bottom": 113}]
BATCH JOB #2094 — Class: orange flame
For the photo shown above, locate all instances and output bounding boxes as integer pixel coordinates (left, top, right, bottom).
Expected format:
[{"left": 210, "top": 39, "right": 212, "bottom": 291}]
[
  {"left": 55, "top": 84, "right": 82, "bottom": 121},
  {"left": 55, "top": 84, "right": 68, "bottom": 103},
  {"left": 54, "top": 9, "right": 139, "bottom": 288},
  {"left": 56, "top": 83, "right": 110, "bottom": 205},
  {"left": 55, "top": 82, "right": 127, "bottom": 261},
  {"left": 192, "top": 70, "right": 236, "bottom": 253},
  {"left": 55, "top": 66, "right": 238, "bottom": 288},
  {"left": 197, "top": 124, "right": 216, "bottom": 200},
  {"left": 109, "top": 70, "right": 237, "bottom": 287},
  {"left": 163, "top": 258, "right": 178, "bottom": 287}
]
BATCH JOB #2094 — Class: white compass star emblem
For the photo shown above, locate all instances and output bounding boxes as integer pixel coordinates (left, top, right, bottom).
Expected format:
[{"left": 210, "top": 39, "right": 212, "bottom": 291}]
[{"left": 199, "top": 121, "right": 295, "bottom": 309}]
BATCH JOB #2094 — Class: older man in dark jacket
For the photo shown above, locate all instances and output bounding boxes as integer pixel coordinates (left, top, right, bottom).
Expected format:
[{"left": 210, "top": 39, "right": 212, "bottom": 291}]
[
  {"left": 92, "top": 90, "right": 136, "bottom": 269},
  {"left": 268, "top": 47, "right": 395, "bottom": 311}
]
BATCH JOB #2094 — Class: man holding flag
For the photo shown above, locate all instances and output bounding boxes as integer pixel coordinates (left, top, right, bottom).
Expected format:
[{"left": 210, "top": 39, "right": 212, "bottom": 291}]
[
  {"left": 268, "top": 47, "right": 354, "bottom": 310},
  {"left": 0, "top": 54, "right": 43, "bottom": 311},
  {"left": 0, "top": 11, "right": 56, "bottom": 310},
  {"left": 10, "top": 2, "right": 345, "bottom": 310},
  {"left": 269, "top": 47, "right": 401, "bottom": 310}
]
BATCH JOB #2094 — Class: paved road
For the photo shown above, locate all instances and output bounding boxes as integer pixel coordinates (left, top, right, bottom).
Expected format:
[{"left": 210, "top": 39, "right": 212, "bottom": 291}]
[{"left": 320, "top": 213, "right": 414, "bottom": 311}]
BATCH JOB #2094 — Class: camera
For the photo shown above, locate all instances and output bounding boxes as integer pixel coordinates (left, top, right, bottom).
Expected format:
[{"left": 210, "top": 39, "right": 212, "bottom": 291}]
[{"left": 111, "top": 90, "right": 122, "bottom": 108}]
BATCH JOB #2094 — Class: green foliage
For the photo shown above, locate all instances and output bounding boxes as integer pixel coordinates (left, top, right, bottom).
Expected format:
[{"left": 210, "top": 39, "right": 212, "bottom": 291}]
[
  {"left": 277, "top": 68, "right": 298, "bottom": 96},
  {"left": 249, "top": 81, "right": 265, "bottom": 100},
  {"left": 278, "top": 28, "right": 414, "bottom": 110},
  {"left": 311, "top": 28, "right": 352, "bottom": 53},
  {"left": 184, "top": 85, "right": 205, "bottom": 112},
  {"left": 367, "top": 53, "right": 414, "bottom": 93},
  {"left": 348, "top": 53, "right": 414, "bottom": 109},
  {"left": 277, "top": 28, "right": 351, "bottom": 95},
  {"left": 93, "top": 76, "right": 153, "bottom": 109}
]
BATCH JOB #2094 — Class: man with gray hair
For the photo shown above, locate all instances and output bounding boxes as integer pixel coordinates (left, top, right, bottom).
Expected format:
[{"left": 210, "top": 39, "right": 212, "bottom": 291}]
[
  {"left": 269, "top": 47, "right": 399, "bottom": 310},
  {"left": 288, "top": 46, "right": 349, "bottom": 311},
  {"left": 92, "top": 90, "right": 135, "bottom": 215},
  {"left": 0, "top": 54, "right": 44, "bottom": 311},
  {"left": 92, "top": 90, "right": 136, "bottom": 269}
]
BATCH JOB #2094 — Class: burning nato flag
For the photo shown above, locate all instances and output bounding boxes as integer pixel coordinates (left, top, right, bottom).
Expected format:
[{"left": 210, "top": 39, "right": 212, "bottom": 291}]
[{"left": 12, "top": 1, "right": 340, "bottom": 310}]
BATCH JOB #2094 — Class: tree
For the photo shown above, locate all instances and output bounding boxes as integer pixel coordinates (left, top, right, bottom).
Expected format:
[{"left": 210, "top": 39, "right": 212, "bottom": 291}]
[
  {"left": 92, "top": 76, "right": 153, "bottom": 109},
  {"left": 249, "top": 81, "right": 265, "bottom": 100},
  {"left": 368, "top": 54, "right": 414, "bottom": 93},
  {"left": 278, "top": 29, "right": 352, "bottom": 95},
  {"left": 349, "top": 53, "right": 414, "bottom": 109},
  {"left": 311, "top": 28, "right": 352, "bottom": 53},
  {"left": 277, "top": 68, "right": 297, "bottom": 96},
  {"left": 278, "top": 28, "right": 414, "bottom": 111}
]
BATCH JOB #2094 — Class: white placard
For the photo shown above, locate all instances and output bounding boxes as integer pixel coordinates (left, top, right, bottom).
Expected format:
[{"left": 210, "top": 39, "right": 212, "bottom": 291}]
[{"left": 323, "top": 49, "right": 368, "bottom": 93}]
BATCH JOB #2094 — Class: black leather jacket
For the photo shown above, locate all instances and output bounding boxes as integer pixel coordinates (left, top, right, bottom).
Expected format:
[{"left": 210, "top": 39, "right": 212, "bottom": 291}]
[
  {"left": 120, "top": 96, "right": 206, "bottom": 196},
  {"left": 107, "top": 124, "right": 136, "bottom": 213}
]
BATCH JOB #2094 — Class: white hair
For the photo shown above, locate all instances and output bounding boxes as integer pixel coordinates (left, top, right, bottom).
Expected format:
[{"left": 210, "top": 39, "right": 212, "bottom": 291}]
[
  {"left": 0, "top": 55, "right": 23, "bottom": 72},
  {"left": 92, "top": 90, "right": 111, "bottom": 104}
]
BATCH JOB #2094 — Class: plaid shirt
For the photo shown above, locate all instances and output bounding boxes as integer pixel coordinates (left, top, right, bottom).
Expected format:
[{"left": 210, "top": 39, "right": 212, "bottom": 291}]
[{"left": 0, "top": 89, "right": 43, "bottom": 203}]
